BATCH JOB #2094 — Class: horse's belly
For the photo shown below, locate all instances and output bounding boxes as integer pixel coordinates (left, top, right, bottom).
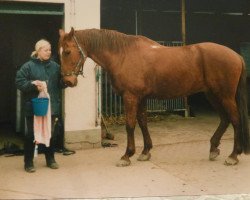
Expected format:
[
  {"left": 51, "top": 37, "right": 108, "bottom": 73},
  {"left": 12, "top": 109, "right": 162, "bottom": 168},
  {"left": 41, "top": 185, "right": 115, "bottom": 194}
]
[{"left": 150, "top": 77, "right": 205, "bottom": 99}]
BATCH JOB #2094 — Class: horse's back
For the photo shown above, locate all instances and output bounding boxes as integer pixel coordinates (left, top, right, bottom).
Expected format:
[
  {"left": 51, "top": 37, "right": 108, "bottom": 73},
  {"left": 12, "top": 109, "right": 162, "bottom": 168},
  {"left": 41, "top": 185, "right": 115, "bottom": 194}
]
[
  {"left": 139, "top": 42, "right": 242, "bottom": 98},
  {"left": 112, "top": 38, "right": 243, "bottom": 99},
  {"left": 140, "top": 43, "right": 206, "bottom": 97},
  {"left": 196, "top": 42, "right": 240, "bottom": 62}
]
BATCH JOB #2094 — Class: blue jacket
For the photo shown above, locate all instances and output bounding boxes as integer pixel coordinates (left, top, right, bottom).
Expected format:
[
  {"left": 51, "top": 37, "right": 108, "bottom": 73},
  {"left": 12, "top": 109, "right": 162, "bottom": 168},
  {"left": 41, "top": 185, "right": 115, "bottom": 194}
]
[{"left": 16, "top": 57, "right": 63, "bottom": 116}]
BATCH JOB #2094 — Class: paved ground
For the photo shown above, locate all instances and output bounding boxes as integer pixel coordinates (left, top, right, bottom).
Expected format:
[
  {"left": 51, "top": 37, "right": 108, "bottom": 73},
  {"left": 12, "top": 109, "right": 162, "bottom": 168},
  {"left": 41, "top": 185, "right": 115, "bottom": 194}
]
[{"left": 1, "top": 111, "right": 250, "bottom": 199}]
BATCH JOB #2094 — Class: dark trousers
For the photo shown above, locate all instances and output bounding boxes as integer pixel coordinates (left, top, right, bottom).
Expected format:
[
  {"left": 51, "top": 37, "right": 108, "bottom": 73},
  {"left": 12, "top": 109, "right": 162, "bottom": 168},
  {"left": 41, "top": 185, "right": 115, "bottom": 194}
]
[
  {"left": 24, "top": 116, "right": 58, "bottom": 166},
  {"left": 52, "top": 116, "right": 65, "bottom": 150}
]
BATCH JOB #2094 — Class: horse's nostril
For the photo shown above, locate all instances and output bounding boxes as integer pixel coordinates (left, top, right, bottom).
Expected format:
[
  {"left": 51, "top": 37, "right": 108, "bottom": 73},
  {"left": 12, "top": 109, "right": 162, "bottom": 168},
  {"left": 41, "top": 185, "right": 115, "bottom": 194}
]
[{"left": 65, "top": 81, "right": 73, "bottom": 87}]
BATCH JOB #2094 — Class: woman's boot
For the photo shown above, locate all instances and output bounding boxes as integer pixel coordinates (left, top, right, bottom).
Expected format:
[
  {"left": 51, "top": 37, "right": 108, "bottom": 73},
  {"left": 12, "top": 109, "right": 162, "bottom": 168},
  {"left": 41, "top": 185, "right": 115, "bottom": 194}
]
[
  {"left": 44, "top": 146, "right": 59, "bottom": 169},
  {"left": 24, "top": 139, "right": 35, "bottom": 173}
]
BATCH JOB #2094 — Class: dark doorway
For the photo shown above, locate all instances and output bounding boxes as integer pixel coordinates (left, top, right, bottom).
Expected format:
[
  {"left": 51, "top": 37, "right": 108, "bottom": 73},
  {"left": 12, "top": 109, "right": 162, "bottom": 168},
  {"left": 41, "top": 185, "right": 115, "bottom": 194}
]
[{"left": 0, "top": 8, "right": 63, "bottom": 137}]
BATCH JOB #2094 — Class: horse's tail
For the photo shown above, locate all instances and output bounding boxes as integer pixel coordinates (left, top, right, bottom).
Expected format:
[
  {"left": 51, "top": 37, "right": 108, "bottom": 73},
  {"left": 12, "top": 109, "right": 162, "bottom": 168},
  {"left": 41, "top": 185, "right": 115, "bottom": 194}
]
[{"left": 236, "top": 57, "right": 250, "bottom": 154}]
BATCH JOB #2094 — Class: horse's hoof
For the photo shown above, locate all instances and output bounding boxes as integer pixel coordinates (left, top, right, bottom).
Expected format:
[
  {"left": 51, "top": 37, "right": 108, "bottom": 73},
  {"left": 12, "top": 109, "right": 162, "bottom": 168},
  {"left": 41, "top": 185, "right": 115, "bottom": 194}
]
[
  {"left": 209, "top": 149, "right": 220, "bottom": 161},
  {"left": 137, "top": 153, "right": 151, "bottom": 161},
  {"left": 224, "top": 157, "right": 239, "bottom": 166},
  {"left": 116, "top": 159, "right": 131, "bottom": 167}
]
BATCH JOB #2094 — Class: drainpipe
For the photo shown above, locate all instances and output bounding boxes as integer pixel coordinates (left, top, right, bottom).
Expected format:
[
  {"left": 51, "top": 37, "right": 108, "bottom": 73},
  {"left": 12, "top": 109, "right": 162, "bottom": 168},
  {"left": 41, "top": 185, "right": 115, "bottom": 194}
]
[
  {"left": 135, "top": 0, "right": 142, "bottom": 35},
  {"left": 181, "top": 0, "right": 190, "bottom": 117},
  {"left": 95, "top": 64, "right": 101, "bottom": 127},
  {"left": 181, "top": 0, "right": 186, "bottom": 45},
  {"left": 70, "top": 0, "right": 76, "bottom": 28}
]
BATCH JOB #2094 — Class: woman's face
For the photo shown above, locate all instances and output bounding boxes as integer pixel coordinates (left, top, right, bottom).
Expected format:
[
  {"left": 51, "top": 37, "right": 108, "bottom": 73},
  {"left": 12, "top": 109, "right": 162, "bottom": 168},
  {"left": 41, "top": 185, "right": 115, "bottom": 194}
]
[{"left": 37, "top": 44, "right": 51, "bottom": 61}]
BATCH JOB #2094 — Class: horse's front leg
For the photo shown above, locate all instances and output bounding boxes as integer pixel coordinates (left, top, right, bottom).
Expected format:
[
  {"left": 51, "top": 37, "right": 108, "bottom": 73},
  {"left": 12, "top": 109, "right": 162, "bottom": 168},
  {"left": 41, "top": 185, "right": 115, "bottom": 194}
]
[
  {"left": 137, "top": 99, "right": 152, "bottom": 161},
  {"left": 116, "top": 93, "right": 138, "bottom": 167}
]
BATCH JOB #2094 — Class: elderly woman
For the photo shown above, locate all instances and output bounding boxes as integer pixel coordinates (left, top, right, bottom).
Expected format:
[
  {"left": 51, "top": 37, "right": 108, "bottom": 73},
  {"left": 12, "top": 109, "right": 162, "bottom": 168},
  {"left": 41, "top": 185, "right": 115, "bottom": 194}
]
[{"left": 16, "top": 39, "right": 64, "bottom": 173}]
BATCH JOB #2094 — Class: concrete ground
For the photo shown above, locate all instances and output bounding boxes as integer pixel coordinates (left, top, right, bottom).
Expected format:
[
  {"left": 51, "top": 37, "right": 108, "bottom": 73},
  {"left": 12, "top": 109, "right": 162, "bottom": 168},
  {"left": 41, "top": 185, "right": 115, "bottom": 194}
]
[{"left": 1, "top": 111, "right": 250, "bottom": 199}]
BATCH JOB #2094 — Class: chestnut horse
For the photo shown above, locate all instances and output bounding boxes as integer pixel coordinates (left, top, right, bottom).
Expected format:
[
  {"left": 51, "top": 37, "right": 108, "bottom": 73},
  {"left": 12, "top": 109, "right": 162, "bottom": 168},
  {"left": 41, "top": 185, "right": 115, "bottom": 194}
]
[{"left": 59, "top": 28, "right": 250, "bottom": 167}]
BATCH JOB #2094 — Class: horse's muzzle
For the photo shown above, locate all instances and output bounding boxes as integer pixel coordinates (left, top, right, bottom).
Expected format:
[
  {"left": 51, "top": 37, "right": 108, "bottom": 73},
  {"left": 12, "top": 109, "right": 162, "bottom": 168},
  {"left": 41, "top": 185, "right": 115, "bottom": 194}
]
[{"left": 63, "top": 77, "right": 78, "bottom": 87}]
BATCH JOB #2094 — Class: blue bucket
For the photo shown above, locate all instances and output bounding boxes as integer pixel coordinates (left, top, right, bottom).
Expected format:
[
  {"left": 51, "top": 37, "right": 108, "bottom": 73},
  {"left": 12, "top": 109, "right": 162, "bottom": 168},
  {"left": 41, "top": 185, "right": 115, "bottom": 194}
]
[{"left": 31, "top": 97, "right": 49, "bottom": 116}]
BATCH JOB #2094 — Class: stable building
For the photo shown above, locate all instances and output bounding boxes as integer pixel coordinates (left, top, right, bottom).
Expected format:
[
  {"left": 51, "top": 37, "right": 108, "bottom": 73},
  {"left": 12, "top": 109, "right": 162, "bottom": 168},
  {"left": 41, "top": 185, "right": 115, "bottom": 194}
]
[
  {"left": 101, "top": 0, "right": 250, "bottom": 112},
  {"left": 1, "top": 0, "right": 250, "bottom": 149}
]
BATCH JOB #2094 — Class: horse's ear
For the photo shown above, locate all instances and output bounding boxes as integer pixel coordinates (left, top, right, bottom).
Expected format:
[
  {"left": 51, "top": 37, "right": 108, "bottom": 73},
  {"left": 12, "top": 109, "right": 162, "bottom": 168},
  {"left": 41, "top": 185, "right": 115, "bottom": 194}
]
[
  {"left": 68, "top": 27, "right": 75, "bottom": 38},
  {"left": 59, "top": 29, "right": 65, "bottom": 37}
]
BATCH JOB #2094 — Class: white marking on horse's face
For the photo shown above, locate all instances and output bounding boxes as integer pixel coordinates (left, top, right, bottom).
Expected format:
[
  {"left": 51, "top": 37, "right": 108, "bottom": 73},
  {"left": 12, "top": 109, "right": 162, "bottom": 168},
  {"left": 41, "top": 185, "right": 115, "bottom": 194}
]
[
  {"left": 59, "top": 47, "right": 63, "bottom": 57},
  {"left": 151, "top": 45, "right": 160, "bottom": 49}
]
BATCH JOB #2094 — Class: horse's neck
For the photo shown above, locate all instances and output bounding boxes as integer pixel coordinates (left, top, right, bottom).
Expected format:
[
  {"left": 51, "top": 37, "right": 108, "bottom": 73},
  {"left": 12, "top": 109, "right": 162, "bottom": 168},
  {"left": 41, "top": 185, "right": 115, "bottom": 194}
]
[
  {"left": 79, "top": 29, "right": 131, "bottom": 74},
  {"left": 88, "top": 51, "right": 120, "bottom": 74}
]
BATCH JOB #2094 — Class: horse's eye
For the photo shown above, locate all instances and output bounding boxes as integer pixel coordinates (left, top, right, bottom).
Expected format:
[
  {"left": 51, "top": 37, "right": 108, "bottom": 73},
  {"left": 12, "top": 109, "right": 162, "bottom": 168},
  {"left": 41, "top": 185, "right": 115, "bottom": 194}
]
[{"left": 63, "top": 50, "right": 71, "bottom": 56}]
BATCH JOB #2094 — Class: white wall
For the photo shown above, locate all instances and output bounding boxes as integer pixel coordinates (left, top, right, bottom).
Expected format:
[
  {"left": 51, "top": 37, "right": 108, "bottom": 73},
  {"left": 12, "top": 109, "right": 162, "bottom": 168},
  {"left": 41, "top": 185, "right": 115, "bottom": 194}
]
[{"left": 64, "top": 0, "right": 101, "bottom": 132}]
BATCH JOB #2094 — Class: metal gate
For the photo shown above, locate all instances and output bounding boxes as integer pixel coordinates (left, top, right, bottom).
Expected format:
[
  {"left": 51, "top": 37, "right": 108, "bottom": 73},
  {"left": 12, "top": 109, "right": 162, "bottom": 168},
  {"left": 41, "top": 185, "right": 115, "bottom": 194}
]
[{"left": 101, "top": 41, "right": 189, "bottom": 117}]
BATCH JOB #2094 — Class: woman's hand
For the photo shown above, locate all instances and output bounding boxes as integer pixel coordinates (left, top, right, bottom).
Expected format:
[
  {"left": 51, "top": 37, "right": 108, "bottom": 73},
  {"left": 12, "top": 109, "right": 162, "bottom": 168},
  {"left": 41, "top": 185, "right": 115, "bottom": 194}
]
[
  {"left": 36, "top": 85, "right": 44, "bottom": 92},
  {"left": 32, "top": 80, "right": 45, "bottom": 92}
]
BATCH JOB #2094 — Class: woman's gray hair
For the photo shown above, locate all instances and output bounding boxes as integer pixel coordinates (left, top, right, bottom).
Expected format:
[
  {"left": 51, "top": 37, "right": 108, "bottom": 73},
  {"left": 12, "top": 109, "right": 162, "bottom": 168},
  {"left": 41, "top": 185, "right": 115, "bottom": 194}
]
[{"left": 31, "top": 39, "right": 51, "bottom": 57}]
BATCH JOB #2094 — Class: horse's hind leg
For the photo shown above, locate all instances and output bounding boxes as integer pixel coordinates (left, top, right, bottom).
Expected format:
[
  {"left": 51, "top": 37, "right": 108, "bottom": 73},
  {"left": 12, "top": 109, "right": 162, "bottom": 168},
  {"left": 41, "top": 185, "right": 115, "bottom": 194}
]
[
  {"left": 116, "top": 92, "right": 138, "bottom": 167},
  {"left": 206, "top": 92, "right": 230, "bottom": 160},
  {"left": 209, "top": 94, "right": 242, "bottom": 165},
  {"left": 137, "top": 99, "right": 152, "bottom": 161},
  {"left": 209, "top": 117, "right": 229, "bottom": 160},
  {"left": 221, "top": 99, "right": 242, "bottom": 165},
  {"left": 209, "top": 115, "right": 229, "bottom": 160}
]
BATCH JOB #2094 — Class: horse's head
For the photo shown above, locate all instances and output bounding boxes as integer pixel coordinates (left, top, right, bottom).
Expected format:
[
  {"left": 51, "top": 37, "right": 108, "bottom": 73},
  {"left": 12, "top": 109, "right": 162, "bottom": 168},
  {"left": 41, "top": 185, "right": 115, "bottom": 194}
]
[{"left": 58, "top": 27, "right": 87, "bottom": 87}]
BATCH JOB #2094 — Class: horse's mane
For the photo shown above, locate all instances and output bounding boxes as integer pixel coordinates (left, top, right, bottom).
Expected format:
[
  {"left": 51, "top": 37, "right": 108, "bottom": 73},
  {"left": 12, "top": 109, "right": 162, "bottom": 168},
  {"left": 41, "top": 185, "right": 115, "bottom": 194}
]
[{"left": 75, "top": 29, "right": 137, "bottom": 53}]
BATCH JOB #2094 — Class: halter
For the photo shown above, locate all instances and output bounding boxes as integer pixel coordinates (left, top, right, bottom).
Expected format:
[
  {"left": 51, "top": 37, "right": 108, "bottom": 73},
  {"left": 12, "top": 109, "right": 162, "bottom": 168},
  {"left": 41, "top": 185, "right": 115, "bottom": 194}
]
[{"left": 61, "top": 35, "right": 87, "bottom": 77}]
